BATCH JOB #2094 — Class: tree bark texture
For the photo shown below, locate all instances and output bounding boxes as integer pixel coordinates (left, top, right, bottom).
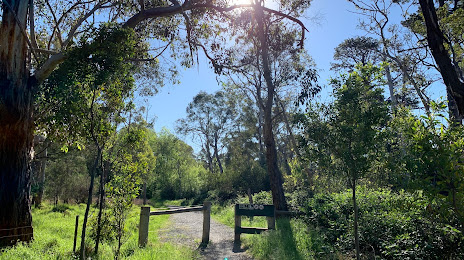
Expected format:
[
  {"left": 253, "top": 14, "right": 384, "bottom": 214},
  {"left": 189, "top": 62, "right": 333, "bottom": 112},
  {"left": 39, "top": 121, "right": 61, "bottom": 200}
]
[
  {"left": 0, "top": 0, "right": 35, "bottom": 247},
  {"left": 419, "top": 0, "right": 464, "bottom": 118},
  {"left": 142, "top": 182, "right": 148, "bottom": 205},
  {"left": 256, "top": 4, "right": 288, "bottom": 211}
]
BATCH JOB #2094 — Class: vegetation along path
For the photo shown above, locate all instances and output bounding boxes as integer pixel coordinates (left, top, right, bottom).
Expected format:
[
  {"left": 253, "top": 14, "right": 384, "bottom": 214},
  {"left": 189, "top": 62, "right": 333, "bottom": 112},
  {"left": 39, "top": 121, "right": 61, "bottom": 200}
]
[{"left": 159, "top": 206, "right": 253, "bottom": 260}]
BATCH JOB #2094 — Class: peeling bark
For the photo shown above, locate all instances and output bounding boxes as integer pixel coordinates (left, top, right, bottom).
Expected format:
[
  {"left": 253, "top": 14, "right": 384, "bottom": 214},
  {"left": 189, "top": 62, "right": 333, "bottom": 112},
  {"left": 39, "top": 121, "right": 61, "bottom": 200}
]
[{"left": 0, "top": 0, "right": 35, "bottom": 247}]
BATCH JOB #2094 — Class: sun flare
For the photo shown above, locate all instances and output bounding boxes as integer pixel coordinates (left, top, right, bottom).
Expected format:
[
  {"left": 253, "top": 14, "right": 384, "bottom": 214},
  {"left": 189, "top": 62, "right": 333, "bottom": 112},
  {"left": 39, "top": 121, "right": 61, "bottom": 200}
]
[{"left": 228, "top": 0, "right": 253, "bottom": 6}]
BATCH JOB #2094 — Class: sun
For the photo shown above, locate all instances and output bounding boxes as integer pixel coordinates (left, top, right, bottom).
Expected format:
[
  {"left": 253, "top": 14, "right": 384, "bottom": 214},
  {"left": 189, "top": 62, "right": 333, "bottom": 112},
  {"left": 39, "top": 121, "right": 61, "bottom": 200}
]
[{"left": 227, "top": 0, "right": 253, "bottom": 7}]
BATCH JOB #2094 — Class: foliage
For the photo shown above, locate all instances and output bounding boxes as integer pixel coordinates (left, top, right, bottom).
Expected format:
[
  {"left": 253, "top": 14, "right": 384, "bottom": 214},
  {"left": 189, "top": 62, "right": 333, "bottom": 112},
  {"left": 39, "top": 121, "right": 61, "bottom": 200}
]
[
  {"left": 37, "top": 24, "right": 138, "bottom": 146},
  {"left": 44, "top": 147, "right": 90, "bottom": 204},
  {"left": 297, "top": 64, "right": 389, "bottom": 188},
  {"left": 381, "top": 105, "right": 464, "bottom": 226},
  {"left": 51, "top": 204, "right": 71, "bottom": 213},
  {"left": 0, "top": 204, "right": 196, "bottom": 260},
  {"left": 103, "top": 122, "right": 155, "bottom": 258},
  {"left": 304, "top": 187, "right": 464, "bottom": 259},
  {"left": 148, "top": 128, "right": 206, "bottom": 200}
]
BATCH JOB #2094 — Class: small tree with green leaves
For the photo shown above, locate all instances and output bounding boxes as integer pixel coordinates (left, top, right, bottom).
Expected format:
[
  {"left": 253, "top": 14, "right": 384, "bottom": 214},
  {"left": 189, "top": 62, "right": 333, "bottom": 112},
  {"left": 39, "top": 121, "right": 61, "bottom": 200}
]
[{"left": 298, "top": 64, "right": 389, "bottom": 259}]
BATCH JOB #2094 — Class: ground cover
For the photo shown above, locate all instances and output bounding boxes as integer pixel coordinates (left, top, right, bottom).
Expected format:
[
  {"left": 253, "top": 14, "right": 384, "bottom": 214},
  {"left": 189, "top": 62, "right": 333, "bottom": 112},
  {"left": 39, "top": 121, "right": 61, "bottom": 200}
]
[{"left": 0, "top": 202, "right": 197, "bottom": 260}]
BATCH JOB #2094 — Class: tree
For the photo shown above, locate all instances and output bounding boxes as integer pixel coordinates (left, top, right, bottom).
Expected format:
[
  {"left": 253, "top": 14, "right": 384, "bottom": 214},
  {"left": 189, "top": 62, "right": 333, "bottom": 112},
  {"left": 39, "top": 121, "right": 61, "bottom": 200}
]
[
  {"left": 176, "top": 91, "right": 235, "bottom": 174},
  {"left": 206, "top": 6, "right": 319, "bottom": 210},
  {"left": 331, "top": 36, "right": 381, "bottom": 72},
  {"left": 298, "top": 64, "right": 389, "bottom": 259},
  {"left": 347, "top": 0, "right": 434, "bottom": 115},
  {"left": 0, "top": 0, "right": 309, "bottom": 245},
  {"left": 150, "top": 129, "right": 198, "bottom": 200},
  {"left": 417, "top": 0, "right": 464, "bottom": 121}
]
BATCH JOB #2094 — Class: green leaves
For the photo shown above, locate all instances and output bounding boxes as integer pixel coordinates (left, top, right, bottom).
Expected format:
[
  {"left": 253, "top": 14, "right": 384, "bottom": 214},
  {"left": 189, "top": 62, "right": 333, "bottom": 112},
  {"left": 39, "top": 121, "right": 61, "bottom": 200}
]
[{"left": 37, "top": 24, "right": 138, "bottom": 147}]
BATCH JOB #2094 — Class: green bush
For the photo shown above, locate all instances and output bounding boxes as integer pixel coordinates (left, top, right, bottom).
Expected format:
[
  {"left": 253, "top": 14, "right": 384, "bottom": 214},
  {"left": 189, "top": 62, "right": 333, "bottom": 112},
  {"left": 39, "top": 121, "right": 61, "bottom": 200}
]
[
  {"left": 51, "top": 204, "right": 70, "bottom": 213},
  {"left": 304, "top": 187, "right": 464, "bottom": 259}
]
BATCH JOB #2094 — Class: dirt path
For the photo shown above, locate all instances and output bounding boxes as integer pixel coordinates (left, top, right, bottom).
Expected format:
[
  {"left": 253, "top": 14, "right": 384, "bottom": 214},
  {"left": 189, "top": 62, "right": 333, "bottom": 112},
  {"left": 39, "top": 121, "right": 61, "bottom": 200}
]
[{"left": 159, "top": 207, "right": 254, "bottom": 260}]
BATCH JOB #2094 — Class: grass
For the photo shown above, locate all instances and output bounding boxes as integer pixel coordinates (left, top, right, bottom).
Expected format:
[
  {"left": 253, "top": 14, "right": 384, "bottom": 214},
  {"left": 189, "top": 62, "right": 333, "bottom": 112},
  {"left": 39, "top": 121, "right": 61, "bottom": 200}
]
[
  {"left": 211, "top": 203, "right": 333, "bottom": 260},
  {"left": 0, "top": 202, "right": 199, "bottom": 260}
]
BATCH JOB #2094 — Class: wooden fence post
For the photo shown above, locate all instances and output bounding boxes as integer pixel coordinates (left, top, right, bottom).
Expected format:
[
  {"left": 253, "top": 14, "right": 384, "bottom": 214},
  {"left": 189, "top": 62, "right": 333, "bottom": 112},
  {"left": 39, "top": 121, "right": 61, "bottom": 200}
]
[
  {"left": 73, "top": 215, "right": 79, "bottom": 253},
  {"left": 266, "top": 215, "right": 276, "bottom": 230},
  {"left": 138, "top": 206, "right": 150, "bottom": 247},
  {"left": 201, "top": 201, "right": 211, "bottom": 245},
  {"left": 234, "top": 205, "right": 241, "bottom": 244}
]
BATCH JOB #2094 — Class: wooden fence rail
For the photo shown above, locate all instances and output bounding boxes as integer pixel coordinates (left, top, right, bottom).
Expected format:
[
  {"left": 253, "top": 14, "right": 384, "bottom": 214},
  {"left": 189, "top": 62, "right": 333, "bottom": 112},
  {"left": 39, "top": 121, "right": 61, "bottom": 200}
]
[{"left": 138, "top": 201, "right": 211, "bottom": 247}]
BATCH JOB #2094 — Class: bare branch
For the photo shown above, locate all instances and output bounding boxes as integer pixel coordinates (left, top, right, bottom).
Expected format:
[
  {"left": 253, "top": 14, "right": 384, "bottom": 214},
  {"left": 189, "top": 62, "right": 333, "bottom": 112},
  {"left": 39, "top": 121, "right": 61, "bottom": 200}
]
[
  {"left": 29, "top": 0, "right": 38, "bottom": 50},
  {"left": 62, "top": 1, "right": 108, "bottom": 48},
  {"left": 34, "top": 53, "right": 66, "bottom": 83},
  {"left": 45, "top": 0, "right": 64, "bottom": 49}
]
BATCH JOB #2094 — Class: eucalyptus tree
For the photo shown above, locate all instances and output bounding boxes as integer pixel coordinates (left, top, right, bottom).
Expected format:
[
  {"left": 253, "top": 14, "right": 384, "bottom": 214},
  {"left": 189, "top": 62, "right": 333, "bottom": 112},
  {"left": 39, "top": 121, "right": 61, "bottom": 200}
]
[
  {"left": 347, "top": 0, "right": 434, "bottom": 115},
  {"left": 331, "top": 36, "right": 382, "bottom": 72},
  {"left": 205, "top": 11, "right": 319, "bottom": 210},
  {"left": 0, "top": 0, "right": 309, "bottom": 245},
  {"left": 176, "top": 91, "right": 235, "bottom": 174},
  {"left": 402, "top": 0, "right": 464, "bottom": 121}
]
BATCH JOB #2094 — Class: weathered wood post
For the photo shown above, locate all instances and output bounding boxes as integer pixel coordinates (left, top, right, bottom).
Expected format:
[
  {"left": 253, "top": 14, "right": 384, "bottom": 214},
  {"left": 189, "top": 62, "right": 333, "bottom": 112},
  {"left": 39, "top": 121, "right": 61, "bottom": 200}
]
[
  {"left": 138, "top": 206, "right": 150, "bottom": 247},
  {"left": 73, "top": 215, "right": 79, "bottom": 253},
  {"left": 266, "top": 214, "right": 276, "bottom": 230},
  {"left": 234, "top": 205, "right": 242, "bottom": 244},
  {"left": 202, "top": 201, "right": 211, "bottom": 245}
]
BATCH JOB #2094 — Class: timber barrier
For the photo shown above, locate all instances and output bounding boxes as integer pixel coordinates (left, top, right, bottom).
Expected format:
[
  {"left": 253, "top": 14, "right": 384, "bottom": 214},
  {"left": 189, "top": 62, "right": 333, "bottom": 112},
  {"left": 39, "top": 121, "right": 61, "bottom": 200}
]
[{"left": 138, "top": 201, "right": 211, "bottom": 247}]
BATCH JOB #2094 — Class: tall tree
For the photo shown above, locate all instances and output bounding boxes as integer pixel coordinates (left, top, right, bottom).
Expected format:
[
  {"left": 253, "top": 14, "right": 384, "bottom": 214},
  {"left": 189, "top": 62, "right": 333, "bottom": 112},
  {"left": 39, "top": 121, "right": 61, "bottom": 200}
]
[
  {"left": 298, "top": 64, "right": 389, "bottom": 259},
  {"left": 348, "top": 0, "right": 434, "bottom": 115},
  {"left": 0, "top": 0, "right": 308, "bottom": 245},
  {"left": 417, "top": 0, "right": 464, "bottom": 121},
  {"left": 176, "top": 91, "right": 234, "bottom": 174}
]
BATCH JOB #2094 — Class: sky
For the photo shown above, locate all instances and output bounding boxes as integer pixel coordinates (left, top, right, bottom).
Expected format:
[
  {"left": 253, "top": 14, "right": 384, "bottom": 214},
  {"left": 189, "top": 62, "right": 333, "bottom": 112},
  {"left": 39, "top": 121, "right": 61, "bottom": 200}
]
[
  {"left": 146, "top": 0, "right": 360, "bottom": 131},
  {"left": 142, "top": 0, "right": 444, "bottom": 152}
]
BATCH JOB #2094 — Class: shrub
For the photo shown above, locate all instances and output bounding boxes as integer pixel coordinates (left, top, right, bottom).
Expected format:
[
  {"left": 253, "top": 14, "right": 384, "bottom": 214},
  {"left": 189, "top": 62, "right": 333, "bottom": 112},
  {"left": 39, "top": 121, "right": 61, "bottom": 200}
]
[
  {"left": 51, "top": 204, "right": 70, "bottom": 213},
  {"left": 304, "top": 187, "right": 464, "bottom": 259}
]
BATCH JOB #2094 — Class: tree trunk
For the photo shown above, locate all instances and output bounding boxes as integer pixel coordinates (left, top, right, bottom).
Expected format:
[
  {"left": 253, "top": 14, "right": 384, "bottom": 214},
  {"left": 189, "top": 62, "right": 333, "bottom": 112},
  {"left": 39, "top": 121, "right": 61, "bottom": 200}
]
[
  {"left": 0, "top": 0, "right": 35, "bottom": 247},
  {"left": 419, "top": 0, "right": 464, "bottom": 118},
  {"left": 95, "top": 154, "right": 106, "bottom": 255},
  {"left": 213, "top": 132, "right": 223, "bottom": 174},
  {"left": 256, "top": 4, "right": 288, "bottom": 211},
  {"left": 80, "top": 147, "right": 101, "bottom": 259},
  {"left": 447, "top": 88, "right": 462, "bottom": 125},
  {"left": 383, "top": 60, "right": 397, "bottom": 109},
  {"left": 36, "top": 147, "right": 47, "bottom": 207},
  {"left": 352, "top": 178, "right": 360, "bottom": 260}
]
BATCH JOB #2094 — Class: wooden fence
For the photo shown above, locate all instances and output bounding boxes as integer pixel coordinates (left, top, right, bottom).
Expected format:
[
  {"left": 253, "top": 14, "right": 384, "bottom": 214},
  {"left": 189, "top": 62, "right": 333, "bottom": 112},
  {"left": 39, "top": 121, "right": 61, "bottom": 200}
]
[
  {"left": 234, "top": 204, "right": 275, "bottom": 244},
  {"left": 138, "top": 201, "right": 211, "bottom": 247}
]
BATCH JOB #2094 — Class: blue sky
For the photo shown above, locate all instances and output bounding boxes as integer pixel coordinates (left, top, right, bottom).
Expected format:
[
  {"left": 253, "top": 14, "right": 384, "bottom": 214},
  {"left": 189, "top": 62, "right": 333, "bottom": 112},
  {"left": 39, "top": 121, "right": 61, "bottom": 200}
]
[
  {"left": 142, "top": 0, "right": 446, "bottom": 151},
  {"left": 146, "top": 0, "right": 361, "bottom": 130}
]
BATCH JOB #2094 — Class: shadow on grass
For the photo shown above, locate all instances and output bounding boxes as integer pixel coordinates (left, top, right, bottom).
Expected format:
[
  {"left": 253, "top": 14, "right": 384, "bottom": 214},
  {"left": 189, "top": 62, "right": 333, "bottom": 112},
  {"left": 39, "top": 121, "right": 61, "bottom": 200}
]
[{"left": 276, "top": 217, "right": 304, "bottom": 260}]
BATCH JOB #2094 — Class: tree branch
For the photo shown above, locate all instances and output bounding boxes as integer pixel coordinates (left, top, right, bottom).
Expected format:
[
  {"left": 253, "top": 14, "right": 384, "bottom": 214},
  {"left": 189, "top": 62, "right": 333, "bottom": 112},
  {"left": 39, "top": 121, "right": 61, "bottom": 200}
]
[{"left": 34, "top": 53, "right": 66, "bottom": 83}]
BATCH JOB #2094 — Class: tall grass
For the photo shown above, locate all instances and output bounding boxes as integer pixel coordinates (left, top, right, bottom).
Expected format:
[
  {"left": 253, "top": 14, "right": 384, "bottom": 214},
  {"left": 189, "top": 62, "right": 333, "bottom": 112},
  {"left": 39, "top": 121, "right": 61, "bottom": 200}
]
[
  {"left": 211, "top": 202, "right": 331, "bottom": 260},
  {"left": 0, "top": 202, "right": 198, "bottom": 260}
]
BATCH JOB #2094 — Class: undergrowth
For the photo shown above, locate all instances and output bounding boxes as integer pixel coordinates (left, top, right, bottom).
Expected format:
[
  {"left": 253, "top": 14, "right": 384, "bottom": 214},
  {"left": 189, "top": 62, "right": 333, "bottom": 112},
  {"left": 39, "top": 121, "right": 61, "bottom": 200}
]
[{"left": 0, "top": 202, "right": 198, "bottom": 260}]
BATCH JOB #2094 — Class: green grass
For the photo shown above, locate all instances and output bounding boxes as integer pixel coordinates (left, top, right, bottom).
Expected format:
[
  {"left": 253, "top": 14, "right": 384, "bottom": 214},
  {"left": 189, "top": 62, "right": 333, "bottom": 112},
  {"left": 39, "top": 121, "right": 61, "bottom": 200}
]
[
  {"left": 211, "top": 204, "right": 267, "bottom": 228},
  {"left": 0, "top": 202, "right": 199, "bottom": 260},
  {"left": 211, "top": 203, "right": 333, "bottom": 260}
]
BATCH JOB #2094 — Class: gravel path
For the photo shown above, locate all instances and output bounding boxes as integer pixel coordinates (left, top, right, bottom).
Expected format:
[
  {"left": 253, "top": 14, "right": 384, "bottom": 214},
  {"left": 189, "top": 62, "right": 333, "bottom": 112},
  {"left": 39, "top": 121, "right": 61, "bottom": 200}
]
[{"left": 159, "top": 207, "right": 254, "bottom": 260}]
